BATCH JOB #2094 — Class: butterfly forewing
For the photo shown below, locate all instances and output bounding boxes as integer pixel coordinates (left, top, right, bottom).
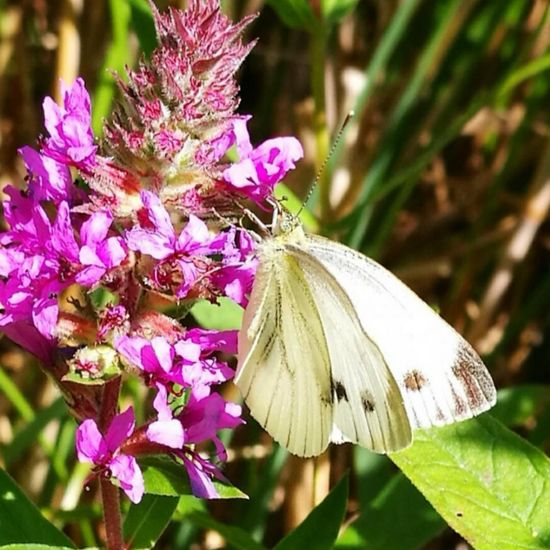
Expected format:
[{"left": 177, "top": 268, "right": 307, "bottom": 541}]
[
  {"left": 302, "top": 234, "right": 497, "bottom": 428},
  {"left": 236, "top": 245, "right": 334, "bottom": 457}
]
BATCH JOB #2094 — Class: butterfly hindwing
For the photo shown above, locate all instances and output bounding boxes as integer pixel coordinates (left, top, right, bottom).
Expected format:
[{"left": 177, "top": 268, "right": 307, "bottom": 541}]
[
  {"left": 288, "top": 245, "right": 413, "bottom": 452},
  {"left": 302, "top": 234, "right": 497, "bottom": 429}
]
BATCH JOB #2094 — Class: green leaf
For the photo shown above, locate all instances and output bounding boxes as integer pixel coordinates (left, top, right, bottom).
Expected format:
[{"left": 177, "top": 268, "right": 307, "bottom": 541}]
[
  {"left": 124, "top": 494, "right": 178, "bottom": 550},
  {"left": 1, "top": 398, "right": 67, "bottom": 469},
  {"left": 322, "top": 0, "right": 358, "bottom": 25},
  {"left": 274, "top": 473, "right": 349, "bottom": 550},
  {"left": 190, "top": 297, "right": 243, "bottom": 330},
  {"left": 390, "top": 415, "right": 550, "bottom": 550},
  {"left": 188, "top": 511, "right": 266, "bottom": 550},
  {"left": 0, "top": 546, "right": 81, "bottom": 550},
  {"left": 140, "top": 457, "right": 247, "bottom": 499},
  {"left": 92, "top": 0, "right": 133, "bottom": 135},
  {"left": 491, "top": 386, "right": 550, "bottom": 427},
  {"left": 0, "top": 469, "right": 75, "bottom": 547},
  {"left": 128, "top": 0, "right": 156, "bottom": 57},
  {"left": 336, "top": 473, "right": 444, "bottom": 549},
  {"left": 265, "top": 0, "right": 318, "bottom": 31},
  {"left": 498, "top": 52, "right": 550, "bottom": 98}
]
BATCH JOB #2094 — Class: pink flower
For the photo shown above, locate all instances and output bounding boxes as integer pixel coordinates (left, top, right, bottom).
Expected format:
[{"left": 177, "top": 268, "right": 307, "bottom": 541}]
[
  {"left": 76, "top": 407, "right": 144, "bottom": 503},
  {"left": 126, "top": 191, "right": 228, "bottom": 298},
  {"left": 209, "top": 227, "right": 257, "bottom": 306},
  {"left": 0, "top": 190, "right": 126, "bottom": 342},
  {"left": 76, "top": 210, "right": 127, "bottom": 286},
  {"left": 222, "top": 118, "right": 304, "bottom": 203},
  {"left": 42, "top": 77, "right": 97, "bottom": 171},
  {"left": 18, "top": 146, "right": 77, "bottom": 203},
  {"left": 161, "top": 391, "right": 243, "bottom": 499},
  {"left": 179, "top": 391, "right": 243, "bottom": 460}
]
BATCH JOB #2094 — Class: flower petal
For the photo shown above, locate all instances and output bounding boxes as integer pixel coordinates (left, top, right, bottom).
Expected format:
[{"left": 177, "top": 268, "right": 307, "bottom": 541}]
[
  {"left": 76, "top": 419, "right": 106, "bottom": 463},
  {"left": 109, "top": 454, "right": 144, "bottom": 504}
]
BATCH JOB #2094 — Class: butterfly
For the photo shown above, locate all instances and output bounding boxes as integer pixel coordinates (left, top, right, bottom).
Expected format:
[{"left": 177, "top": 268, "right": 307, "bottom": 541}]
[{"left": 235, "top": 212, "right": 496, "bottom": 457}]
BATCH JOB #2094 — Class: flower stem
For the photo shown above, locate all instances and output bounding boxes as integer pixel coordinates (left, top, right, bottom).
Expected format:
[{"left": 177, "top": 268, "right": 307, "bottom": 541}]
[
  {"left": 98, "top": 376, "right": 123, "bottom": 550},
  {"left": 100, "top": 474, "right": 123, "bottom": 550}
]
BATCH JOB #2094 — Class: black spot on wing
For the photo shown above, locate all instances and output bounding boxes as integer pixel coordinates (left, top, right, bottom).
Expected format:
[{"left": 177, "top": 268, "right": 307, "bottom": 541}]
[
  {"left": 361, "top": 391, "right": 375, "bottom": 413},
  {"left": 331, "top": 379, "right": 348, "bottom": 403}
]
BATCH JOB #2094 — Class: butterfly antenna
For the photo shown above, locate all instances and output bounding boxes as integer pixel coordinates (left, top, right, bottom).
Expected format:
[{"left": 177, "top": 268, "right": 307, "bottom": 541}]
[{"left": 296, "top": 110, "right": 355, "bottom": 218}]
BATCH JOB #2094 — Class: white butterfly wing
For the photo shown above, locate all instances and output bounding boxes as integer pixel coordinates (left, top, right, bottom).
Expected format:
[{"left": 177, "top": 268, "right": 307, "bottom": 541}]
[
  {"left": 236, "top": 252, "right": 334, "bottom": 457},
  {"left": 237, "top": 234, "right": 412, "bottom": 456},
  {"left": 287, "top": 247, "right": 412, "bottom": 452},
  {"left": 296, "top": 235, "right": 496, "bottom": 429}
]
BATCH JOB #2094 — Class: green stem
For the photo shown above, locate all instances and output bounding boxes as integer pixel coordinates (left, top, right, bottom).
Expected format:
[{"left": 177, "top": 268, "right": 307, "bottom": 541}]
[{"left": 310, "top": 28, "right": 330, "bottom": 225}]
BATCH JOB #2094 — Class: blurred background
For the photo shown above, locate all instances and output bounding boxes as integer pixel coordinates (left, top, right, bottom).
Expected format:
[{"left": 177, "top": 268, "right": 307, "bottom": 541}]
[{"left": 0, "top": 0, "right": 548, "bottom": 548}]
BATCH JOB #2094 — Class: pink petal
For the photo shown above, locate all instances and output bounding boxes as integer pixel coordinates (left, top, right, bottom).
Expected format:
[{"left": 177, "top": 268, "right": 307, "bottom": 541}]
[
  {"left": 51, "top": 202, "right": 79, "bottom": 260},
  {"left": 174, "top": 339, "right": 201, "bottom": 363},
  {"left": 177, "top": 215, "right": 210, "bottom": 250},
  {"left": 105, "top": 407, "right": 135, "bottom": 452},
  {"left": 146, "top": 418, "right": 184, "bottom": 449},
  {"left": 150, "top": 337, "right": 175, "bottom": 374},
  {"left": 80, "top": 211, "right": 112, "bottom": 246},
  {"left": 140, "top": 191, "right": 174, "bottom": 239},
  {"left": 126, "top": 228, "right": 173, "bottom": 259},
  {"left": 76, "top": 419, "right": 106, "bottom": 462},
  {"left": 109, "top": 454, "right": 144, "bottom": 504},
  {"left": 152, "top": 383, "right": 173, "bottom": 421}
]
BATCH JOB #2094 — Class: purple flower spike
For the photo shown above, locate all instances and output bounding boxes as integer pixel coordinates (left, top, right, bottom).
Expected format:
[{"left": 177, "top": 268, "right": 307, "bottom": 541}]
[
  {"left": 76, "top": 407, "right": 144, "bottom": 504},
  {"left": 42, "top": 77, "right": 97, "bottom": 171},
  {"left": 223, "top": 118, "right": 304, "bottom": 203}
]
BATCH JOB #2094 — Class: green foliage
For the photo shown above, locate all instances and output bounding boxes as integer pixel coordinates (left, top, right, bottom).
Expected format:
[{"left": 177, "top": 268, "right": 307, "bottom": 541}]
[
  {"left": 191, "top": 297, "right": 243, "bottom": 330},
  {"left": 274, "top": 474, "right": 348, "bottom": 550},
  {"left": 140, "top": 457, "right": 247, "bottom": 499},
  {"left": 123, "top": 495, "right": 179, "bottom": 550},
  {"left": 391, "top": 415, "right": 550, "bottom": 549},
  {"left": 188, "top": 512, "right": 267, "bottom": 550},
  {"left": 266, "top": 0, "right": 359, "bottom": 31},
  {"left": 0, "top": 470, "right": 74, "bottom": 547},
  {"left": 337, "top": 473, "right": 444, "bottom": 549},
  {"left": 1, "top": 0, "right": 548, "bottom": 548}
]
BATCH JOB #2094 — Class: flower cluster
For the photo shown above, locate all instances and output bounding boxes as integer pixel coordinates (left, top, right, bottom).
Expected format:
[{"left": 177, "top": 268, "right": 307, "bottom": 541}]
[{"left": 0, "top": 0, "right": 303, "bottom": 503}]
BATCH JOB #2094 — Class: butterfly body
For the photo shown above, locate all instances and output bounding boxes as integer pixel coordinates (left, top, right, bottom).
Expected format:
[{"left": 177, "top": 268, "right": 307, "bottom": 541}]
[{"left": 236, "top": 218, "right": 496, "bottom": 457}]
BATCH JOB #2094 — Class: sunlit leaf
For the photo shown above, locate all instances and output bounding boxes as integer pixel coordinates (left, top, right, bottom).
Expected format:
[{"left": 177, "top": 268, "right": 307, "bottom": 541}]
[{"left": 391, "top": 415, "right": 550, "bottom": 549}]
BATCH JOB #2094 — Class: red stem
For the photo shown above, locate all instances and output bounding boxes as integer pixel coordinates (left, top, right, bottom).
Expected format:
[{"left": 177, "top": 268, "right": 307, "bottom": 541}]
[{"left": 98, "top": 377, "right": 124, "bottom": 550}]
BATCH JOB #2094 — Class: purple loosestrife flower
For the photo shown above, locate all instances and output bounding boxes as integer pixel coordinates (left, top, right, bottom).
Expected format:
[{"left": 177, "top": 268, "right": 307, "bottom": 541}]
[
  {"left": 222, "top": 118, "right": 304, "bottom": 203},
  {"left": 1, "top": 0, "right": 306, "bottom": 508},
  {"left": 19, "top": 78, "right": 96, "bottom": 203},
  {"left": 161, "top": 391, "right": 243, "bottom": 499},
  {"left": 76, "top": 407, "right": 144, "bottom": 503},
  {"left": 18, "top": 146, "right": 76, "bottom": 203},
  {"left": 50, "top": 202, "right": 127, "bottom": 288},
  {"left": 0, "top": 187, "right": 127, "bottom": 346},
  {"left": 126, "top": 190, "right": 230, "bottom": 299},
  {"left": 42, "top": 77, "right": 97, "bottom": 171},
  {"left": 209, "top": 227, "right": 257, "bottom": 306}
]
